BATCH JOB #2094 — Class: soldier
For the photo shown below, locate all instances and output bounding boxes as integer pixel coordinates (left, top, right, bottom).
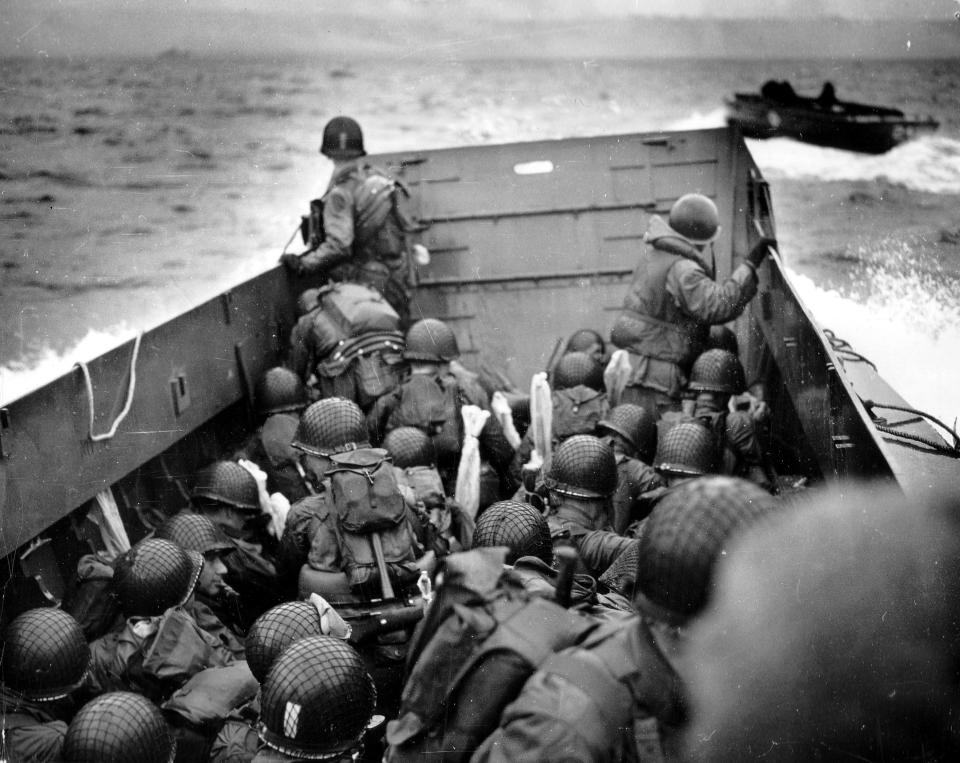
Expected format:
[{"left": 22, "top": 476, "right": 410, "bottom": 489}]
[
  {"left": 61, "top": 692, "right": 175, "bottom": 763},
  {"left": 563, "top": 328, "right": 606, "bottom": 365},
  {"left": 683, "top": 484, "right": 960, "bottom": 761},
  {"left": 154, "top": 511, "right": 246, "bottom": 655},
  {"left": 476, "top": 475, "right": 777, "bottom": 762},
  {"left": 609, "top": 193, "right": 774, "bottom": 417},
  {"left": 596, "top": 403, "right": 663, "bottom": 534},
  {"left": 234, "top": 366, "right": 310, "bottom": 504},
  {"left": 280, "top": 116, "right": 414, "bottom": 324},
  {"left": 0, "top": 608, "right": 90, "bottom": 763},
  {"left": 256, "top": 635, "right": 379, "bottom": 762},
  {"left": 367, "top": 318, "right": 516, "bottom": 503},
  {"left": 542, "top": 435, "right": 635, "bottom": 577},
  {"left": 686, "top": 348, "right": 778, "bottom": 491}
]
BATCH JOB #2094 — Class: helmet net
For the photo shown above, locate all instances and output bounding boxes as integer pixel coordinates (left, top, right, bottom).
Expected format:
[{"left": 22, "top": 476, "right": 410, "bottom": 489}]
[
  {"left": 245, "top": 601, "right": 325, "bottom": 684},
  {"left": 474, "top": 500, "right": 553, "bottom": 565},
  {"left": 545, "top": 434, "right": 617, "bottom": 499},
  {"left": 655, "top": 421, "right": 717, "bottom": 477},
  {"left": 553, "top": 352, "right": 604, "bottom": 391},
  {"left": 2, "top": 608, "right": 90, "bottom": 701},
  {"left": 63, "top": 692, "right": 174, "bottom": 763},
  {"left": 293, "top": 398, "right": 367, "bottom": 457},
  {"left": 154, "top": 512, "right": 233, "bottom": 556},
  {"left": 402, "top": 319, "right": 459, "bottom": 363},
  {"left": 191, "top": 461, "right": 259, "bottom": 510},
  {"left": 599, "top": 404, "right": 657, "bottom": 463},
  {"left": 689, "top": 349, "right": 746, "bottom": 394},
  {"left": 382, "top": 426, "right": 435, "bottom": 468},
  {"left": 255, "top": 367, "right": 307, "bottom": 415},
  {"left": 112, "top": 538, "right": 202, "bottom": 617}
]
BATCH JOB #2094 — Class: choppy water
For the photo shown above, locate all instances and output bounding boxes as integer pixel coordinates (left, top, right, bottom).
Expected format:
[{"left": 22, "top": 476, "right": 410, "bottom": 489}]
[{"left": 2, "top": 54, "right": 959, "bottom": 428}]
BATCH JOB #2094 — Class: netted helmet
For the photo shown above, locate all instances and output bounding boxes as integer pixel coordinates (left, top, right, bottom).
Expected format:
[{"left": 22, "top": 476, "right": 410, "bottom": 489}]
[
  {"left": 689, "top": 349, "right": 746, "bottom": 395},
  {"left": 565, "top": 328, "right": 605, "bottom": 358},
  {"left": 598, "top": 404, "right": 658, "bottom": 463},
  {"left": 553, "top": 351, "right": 604, "bottom": 391},
  {"left": 112, "top": 538, "right": 202, "bottom": 617},
  {"left": 255, "top": 366, "right": 307, "bottom": 416},
  {"left": 320, "top": 116, "right": 365, "bottom": 160},
  {"left": 655, "top": 421, "right": 716, "bottom": 478},
  {"left": 382, "top": 426, "right": 435, "bottom": 468},
  {"left": 1, "top": 608, "right": 90, "bottom": 701},
  {"left": 191, "top": 460, "right": 259, "bottom": 511},
  {"left": 544, "top": 434, "right": 617, "bottom": 499},
  {"left": 598, "top": 541, "right": 641, "bottom": 599},
  {"left": 245, "top": 601, "right": 325, "bottom": 684},
  {"left": 636, "top": 476, "right": 775, "bottom": 621},
  {"left": 259, "top": 635, "right": 376, "bottom": 760},
  {"left": 63, "top": 692, "right": 175, "bottom": 763},
  {"left": 154, "top": 512, "right": 233, "bottom": 556},
  {"left": 668, "top": 193, "right": 720, "bottom": 245},
  {"left": 474, "top": 500, "right": 553, "bottom": 565},
  {"left": 707, "top": 325, "right": 739, "bottom": 356},
  {"left": 292, "top": 397, "right": 367, "bottom": 457},
  {"left": 403, "top": 318, "right": 460, "bottom": 363}
]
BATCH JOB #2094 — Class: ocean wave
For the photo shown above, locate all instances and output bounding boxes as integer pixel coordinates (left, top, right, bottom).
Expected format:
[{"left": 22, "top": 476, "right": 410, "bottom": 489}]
[{"left": 748, "top": 135, "right": 960, "bottom": 195}]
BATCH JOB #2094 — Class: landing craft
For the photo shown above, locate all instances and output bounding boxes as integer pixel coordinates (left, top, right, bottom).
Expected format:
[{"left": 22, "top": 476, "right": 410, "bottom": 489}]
[{"left": 1, "top": 126, "right": 958, "bottom": 617}]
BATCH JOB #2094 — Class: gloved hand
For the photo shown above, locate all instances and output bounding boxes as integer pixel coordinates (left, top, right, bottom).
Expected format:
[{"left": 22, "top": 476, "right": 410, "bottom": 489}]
[
  {"left": 745, "top": 237, "right": 777, "bottom": 269},
  {"left": 279, "top": 252, "right": 302, "bottom": 275}
]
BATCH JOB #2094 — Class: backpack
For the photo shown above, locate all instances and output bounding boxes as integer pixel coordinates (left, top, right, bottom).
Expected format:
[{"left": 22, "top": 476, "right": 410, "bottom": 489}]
[
  {"left": 319, "top": 282, "right": 400, "bottom": 338},
  {"left": 353, "top": 169, "right": 413, "bottom": 272},
  {"left": 326, "top": 447, "right": 421, "bottom": 594},
  {"left": 387, "top": 375, "right": 463, "bottom": 462},
  {"left": 551, "top": 386, "right": 610, "bottom": 442},
  {"left": 385, "top": 548, "right": 600, "bottom": 762}
]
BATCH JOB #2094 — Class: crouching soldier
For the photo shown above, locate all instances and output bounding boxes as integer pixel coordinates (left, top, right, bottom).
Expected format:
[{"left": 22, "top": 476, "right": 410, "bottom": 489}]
[
  {"left": 61, "top": 692, "right": 176, "bottom": 763},
  {"left": 0, "top": 608, "right": 91, "bottom": 763}
]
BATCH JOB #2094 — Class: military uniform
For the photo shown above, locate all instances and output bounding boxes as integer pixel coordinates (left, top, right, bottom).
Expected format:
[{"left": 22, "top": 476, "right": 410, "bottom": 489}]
[{"left": 0, "top": 687, "right": 68, "bottom": 763}]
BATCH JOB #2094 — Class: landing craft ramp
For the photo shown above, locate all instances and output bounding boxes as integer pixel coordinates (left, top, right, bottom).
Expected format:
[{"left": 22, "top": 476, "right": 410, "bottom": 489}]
[{"left": 1, "top": 127, "right": 957, "bottom": 583}]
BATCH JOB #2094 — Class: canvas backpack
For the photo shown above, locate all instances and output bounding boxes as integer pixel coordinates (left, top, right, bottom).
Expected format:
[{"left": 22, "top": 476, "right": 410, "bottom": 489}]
[
  {"left": 353, "top": 168, "right": 414, "bottom": 271},
  {"left": 551, "top": 385, "right": 610, "bottom": 442},
  {"left": 384, "top": 547, "right": 601, "bottom": 762},
  {"left": 326, "top": 447, "right": 420, "bottom": 593},
  {"left": 387, "top": 374, "right": 464, "bottom": 462}
]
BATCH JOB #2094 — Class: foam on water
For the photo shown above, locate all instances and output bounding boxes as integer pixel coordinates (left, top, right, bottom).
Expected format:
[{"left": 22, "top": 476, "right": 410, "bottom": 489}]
[{"left": 748, "top": 135, "right": 960, "bottom": 195}]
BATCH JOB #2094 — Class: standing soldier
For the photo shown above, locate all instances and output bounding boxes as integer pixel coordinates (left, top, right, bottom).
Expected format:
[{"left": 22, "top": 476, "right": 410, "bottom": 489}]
[
  {"left": 280, "top": 116, "right": 415, "bottom": 325},
  {"left": 609, "top": 193, "right": 774, "bottom": 416}
]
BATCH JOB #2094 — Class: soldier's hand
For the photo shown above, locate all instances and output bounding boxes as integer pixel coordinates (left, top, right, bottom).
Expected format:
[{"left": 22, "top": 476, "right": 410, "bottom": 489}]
[
  {"left": 745, "top": 236, "right": 777, "bottom": 269},
  {"left": 280, "top": 252, "right": 302, "bottom": 275}
]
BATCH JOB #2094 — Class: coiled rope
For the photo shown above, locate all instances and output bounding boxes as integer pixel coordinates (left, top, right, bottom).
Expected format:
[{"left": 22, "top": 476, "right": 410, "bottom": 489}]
[
  {"left": 74, "top": 332, "right": 142, "bottom": 442},
  {"left": 824, "top": 328, "right": 960, "bottom": 457}
]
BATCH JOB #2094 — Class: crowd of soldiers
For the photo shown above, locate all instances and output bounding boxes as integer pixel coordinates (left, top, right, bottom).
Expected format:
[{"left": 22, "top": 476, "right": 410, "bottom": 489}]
[{"left": 3, "top": 118, "right": 958, "bottom": 763}]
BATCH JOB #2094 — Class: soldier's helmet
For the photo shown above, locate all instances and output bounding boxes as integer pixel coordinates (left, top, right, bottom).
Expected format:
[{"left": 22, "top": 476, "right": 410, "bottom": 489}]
[
  {"left": 111, "top": 538, "right": 203, "bottom": 618},
  {"left": 565, "top": 328, "right": 605, "bottom": 359},
  {"left": 63, "top": 692, "right": 175, "bottom": 763},
  {"left": 259, "top": 635, "right": 376, "bottom": 760},
  {"left": 383, "top": 426, "right": 435, "bottom": 468},
  {"left": 402, "top": 318, "right": 460, "bottom": 363},
  {"left": 598, "top": 404, "right": 658, "bottom": 464},
  {"left": 255, "top": 366, "right": 307, "bottom": 416},
  {"left": 707, "top": 325, "right": 740, "bottom": 356},
  {"left": 655, "top": 421, "right": 716, "bottom": 478},
  {"left": 154, "top": 512, "right": 234, "bottom": 557},
  {"left": 635, "top": 475, "right": 776, "bottom": 623},
  {"left": 191, "top": 460, "right": 260, "bottom": 511},
  {"left": 544, "top": 434, "right": 618, "bottom": 499},
  {"left": 689, "top": 349, "right": 746, "bottom": 395},
  {"left": 320, "top": 116, "right": 365, "bottom": 160},
  {"left": 1, "top": 608, "right": 90, "bottom": 701},
  {"left": 245, "top": 601, "right": 326, "bottom": 684},
  {"left": 292, "top": 397, "right": 368, "bottom": 458},
  {"left": 552, "top": 351, "right": 604, "bottom": 391},
  {"left": 473, "top": 500, "right": 553, "bottom": 565},
  {"left": 668, "top": 193, "right": 721, "bottom": 245}
]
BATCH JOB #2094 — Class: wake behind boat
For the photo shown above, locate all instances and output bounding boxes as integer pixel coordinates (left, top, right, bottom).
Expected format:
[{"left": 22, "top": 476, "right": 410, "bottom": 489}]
[{"left": 726, "top": 80, "right": 939, "bottom": 154}]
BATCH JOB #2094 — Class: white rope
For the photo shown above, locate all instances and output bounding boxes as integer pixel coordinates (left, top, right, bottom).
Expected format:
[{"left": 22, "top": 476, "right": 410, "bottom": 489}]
[{"left": 74, "top": 332, "right": 142, "bottom": 442}]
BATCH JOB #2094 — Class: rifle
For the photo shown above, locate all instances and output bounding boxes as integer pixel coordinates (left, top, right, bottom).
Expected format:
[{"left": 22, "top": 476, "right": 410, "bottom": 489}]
[{"left": 345, "top": 603, "right": 426, "bottom": 645}]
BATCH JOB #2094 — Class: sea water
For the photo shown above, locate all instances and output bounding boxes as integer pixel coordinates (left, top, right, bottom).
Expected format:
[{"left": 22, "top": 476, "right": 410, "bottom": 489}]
[{"left": 1, "top": 54, "right": 958, "bottom": 430}]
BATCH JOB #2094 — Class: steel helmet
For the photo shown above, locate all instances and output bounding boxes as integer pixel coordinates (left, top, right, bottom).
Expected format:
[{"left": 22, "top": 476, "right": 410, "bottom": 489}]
[
  {"left": 402, "top": 318, "right": 460, "bottom": 363},
  {"left": 689, "top": 349, "right": 747, "bottom": 395},
  {"left": 191, "top": 460, "right": 260, "bottom": 511},
  {"left": 154, "top": 512, "right": 234, "bottom": 557},
  {"left": 259, "top": 635, "right": 376, "bottom": 760},
  {"left": 292, "top": 397, "right": 368, "bottom": 457},
  {"left": 565, "top": 328, "right": 605, "bottom": 358},
  {"left": 111, "top": 538, "right": 203, "bottom": 618},
  {"left": 1, "top": 608, "right": 90, "bottom": 701},
  {"left": 382, "top": 426, "right": 435, "bottom": 468},
  {"left": 320, "top": 116, "right": 365, "bottom": 160},
  {"left": 544, "top": 434, "right": 618, "bottom": 499},
  {"left": 598, "top": 403, "right": 658, "bottom": 464},
  {"left": 655, "top": 421, "right": 716, "bottom": 478},
  {"left": 668, "top": 193, "right": 721, "bottom": 245},
  {"left": 473, "top": 500, "right": 553, "bottom": 565},
  {"left": 245, "top": 601, "right": 325, "bottom": 684},
  {"left": 707, "top": 325, "right": 740, "bottom": 356},
  {"left": 255, "top": 366, "right": 307, "bottom": 416},
  {"left": 598, "top": 541, "right": 641, "bottom": 599},
  {"left": 63, "top": 692, "right": 175, "bottom": 763},
  {"left": 635, "top": 476, "right": 776, "bottom": 622},
  {"left": 553, "top": 351, "right": 604, "bottom": 391}
]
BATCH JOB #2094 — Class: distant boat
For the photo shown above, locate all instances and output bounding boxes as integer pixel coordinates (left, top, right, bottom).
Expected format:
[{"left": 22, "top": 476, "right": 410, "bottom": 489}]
[{"left": 725, "top": 80, "right": 939, "bottom": 154}]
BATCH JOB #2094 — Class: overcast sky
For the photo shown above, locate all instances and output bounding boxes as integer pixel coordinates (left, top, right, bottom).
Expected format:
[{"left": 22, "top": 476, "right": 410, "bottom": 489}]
[{"left": 2, "top": 0, "right": 957, "bottom": 58}]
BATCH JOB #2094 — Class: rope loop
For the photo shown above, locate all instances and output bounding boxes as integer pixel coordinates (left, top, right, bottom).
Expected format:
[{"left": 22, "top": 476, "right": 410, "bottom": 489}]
[{"left": 74, "top": 332, "right": 142, "bottom": 442}]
